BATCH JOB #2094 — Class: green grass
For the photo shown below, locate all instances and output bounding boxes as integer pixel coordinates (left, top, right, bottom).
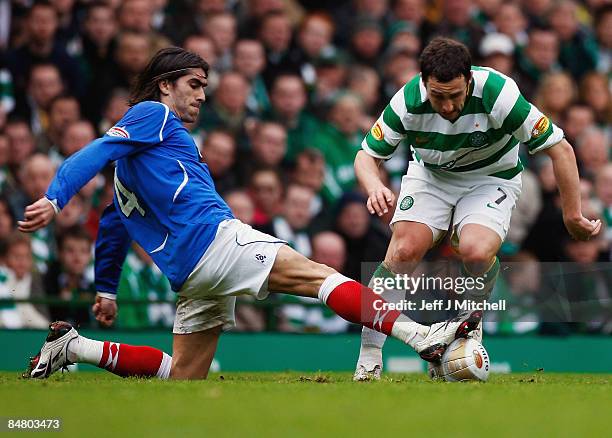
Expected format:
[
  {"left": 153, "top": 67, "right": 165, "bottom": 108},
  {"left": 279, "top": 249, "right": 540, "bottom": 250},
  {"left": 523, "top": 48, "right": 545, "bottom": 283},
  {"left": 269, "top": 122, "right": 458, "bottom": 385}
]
[{"left": 1, "top": 372, "right": 610, "bottom": 437}]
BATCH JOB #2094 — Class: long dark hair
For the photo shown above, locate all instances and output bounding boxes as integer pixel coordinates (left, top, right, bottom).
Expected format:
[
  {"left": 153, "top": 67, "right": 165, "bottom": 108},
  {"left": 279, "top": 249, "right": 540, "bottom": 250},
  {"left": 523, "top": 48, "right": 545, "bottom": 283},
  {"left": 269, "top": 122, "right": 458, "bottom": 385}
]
[{"left": 129, "top": 47, "right": 209, "bottom": 106}]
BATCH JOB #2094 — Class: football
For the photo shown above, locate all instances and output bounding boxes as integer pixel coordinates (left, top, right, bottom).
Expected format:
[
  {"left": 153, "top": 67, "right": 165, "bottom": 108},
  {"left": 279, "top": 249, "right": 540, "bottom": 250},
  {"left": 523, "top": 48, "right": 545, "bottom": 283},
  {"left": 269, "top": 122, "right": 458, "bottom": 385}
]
[{"left": 428, "top": 338, "right": 490, "bottom": 382}]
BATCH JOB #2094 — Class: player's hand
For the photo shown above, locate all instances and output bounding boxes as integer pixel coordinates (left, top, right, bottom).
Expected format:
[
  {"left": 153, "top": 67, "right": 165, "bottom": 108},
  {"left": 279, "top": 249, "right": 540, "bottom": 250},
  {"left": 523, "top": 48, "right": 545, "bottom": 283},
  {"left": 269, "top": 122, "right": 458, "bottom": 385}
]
[
  {"left": 17, "top": 198, "right": 57, "bottom": 233},
  {"left": 563, "top": 215, "right": 601, "bottom": 241},
  {"left": 93, "top": 296, "right": 117, "bottom": 327},
  {"left": 366, "top": 184, "right": 395, "bottom": 217}
]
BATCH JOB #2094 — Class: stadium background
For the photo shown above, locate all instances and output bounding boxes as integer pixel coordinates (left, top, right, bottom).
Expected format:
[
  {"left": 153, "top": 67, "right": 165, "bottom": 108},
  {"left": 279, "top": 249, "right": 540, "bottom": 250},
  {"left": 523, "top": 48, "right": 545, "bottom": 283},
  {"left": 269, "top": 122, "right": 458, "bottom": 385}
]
[{"left": 0, "top": 0, "right": 610, "bottom": 373}]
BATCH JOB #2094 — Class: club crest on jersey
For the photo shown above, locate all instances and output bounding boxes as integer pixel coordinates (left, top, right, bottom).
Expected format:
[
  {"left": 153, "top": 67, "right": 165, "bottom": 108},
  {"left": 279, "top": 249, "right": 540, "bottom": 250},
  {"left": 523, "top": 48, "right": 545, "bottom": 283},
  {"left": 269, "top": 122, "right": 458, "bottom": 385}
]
[
  {"left": 468, "top": 131, "right": 488, "bottom": 148},
  {"left": 531, "top": 116, "right": 550, "bottom": 138},
  {"left": 106, "top": 126, "right": 130, "bottom": 139},
  {"left": 399, "top": 195, "right": 414, "bottom": 210},
  {"left": 371, "top": 122, "right": 384, "bottom": 141}
]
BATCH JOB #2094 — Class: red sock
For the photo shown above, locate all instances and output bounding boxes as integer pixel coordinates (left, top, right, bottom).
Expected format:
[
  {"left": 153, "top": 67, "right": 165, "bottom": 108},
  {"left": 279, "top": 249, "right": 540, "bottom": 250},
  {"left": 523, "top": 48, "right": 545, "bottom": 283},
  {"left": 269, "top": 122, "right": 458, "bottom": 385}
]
[
  {"left": 325, "top": 279, "right": 401, "bottom": 335},
  {"left": 98, "top": 341, "right": 164, "bottom": 378}
]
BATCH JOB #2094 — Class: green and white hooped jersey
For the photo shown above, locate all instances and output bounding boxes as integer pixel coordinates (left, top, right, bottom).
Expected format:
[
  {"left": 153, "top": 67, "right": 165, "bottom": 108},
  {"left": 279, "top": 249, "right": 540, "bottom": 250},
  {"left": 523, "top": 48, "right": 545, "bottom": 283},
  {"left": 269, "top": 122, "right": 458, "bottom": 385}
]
[{"left": 362, "top": 66, "right": 564, "bottom": 180}]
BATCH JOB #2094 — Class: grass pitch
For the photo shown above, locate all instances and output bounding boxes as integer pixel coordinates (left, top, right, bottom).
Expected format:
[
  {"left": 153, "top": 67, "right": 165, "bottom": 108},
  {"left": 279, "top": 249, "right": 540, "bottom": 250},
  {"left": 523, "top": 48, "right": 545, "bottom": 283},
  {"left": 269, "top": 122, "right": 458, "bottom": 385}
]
[{"left": 1, "top": 372, "right": 610, "bottom": 437}]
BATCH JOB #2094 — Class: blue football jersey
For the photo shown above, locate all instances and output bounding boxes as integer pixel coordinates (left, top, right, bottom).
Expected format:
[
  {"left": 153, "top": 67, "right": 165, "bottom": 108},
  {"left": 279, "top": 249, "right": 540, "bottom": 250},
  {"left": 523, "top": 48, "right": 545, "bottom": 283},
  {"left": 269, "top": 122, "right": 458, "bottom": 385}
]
[{"left": 47, "top": 101, "right": 234, "bottom": 292}]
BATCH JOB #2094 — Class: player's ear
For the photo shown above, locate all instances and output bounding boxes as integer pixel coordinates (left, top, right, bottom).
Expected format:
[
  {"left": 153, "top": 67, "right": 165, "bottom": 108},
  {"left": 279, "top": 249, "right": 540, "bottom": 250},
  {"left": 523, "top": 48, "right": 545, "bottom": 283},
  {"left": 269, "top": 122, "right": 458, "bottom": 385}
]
[{"left": 158, "top": 79, "right": 171, "bottom": 96}]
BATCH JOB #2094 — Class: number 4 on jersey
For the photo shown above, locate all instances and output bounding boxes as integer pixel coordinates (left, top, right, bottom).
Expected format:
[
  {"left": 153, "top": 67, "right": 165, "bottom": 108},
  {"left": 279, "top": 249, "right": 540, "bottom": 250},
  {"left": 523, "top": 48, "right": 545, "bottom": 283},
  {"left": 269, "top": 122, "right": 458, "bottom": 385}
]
[{"left": 114, "top": 173, "right": 145, "bottom": 217}]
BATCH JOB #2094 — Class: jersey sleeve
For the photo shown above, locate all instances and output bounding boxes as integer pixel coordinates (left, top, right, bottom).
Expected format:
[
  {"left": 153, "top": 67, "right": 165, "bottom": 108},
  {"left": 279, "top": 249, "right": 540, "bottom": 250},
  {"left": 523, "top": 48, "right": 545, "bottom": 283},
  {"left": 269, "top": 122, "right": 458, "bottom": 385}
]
[
  {"left": 361, "top": 85, "right": 409, "bottom": 160},
  {"left": 46, "top": 101, "right": 170, "bottom": 209},
  {"left": 492, "top": 76, "right": 564, "bottom": 155},
  {"left": 94, "top": 203, "right": 132, "bottom": 296}
]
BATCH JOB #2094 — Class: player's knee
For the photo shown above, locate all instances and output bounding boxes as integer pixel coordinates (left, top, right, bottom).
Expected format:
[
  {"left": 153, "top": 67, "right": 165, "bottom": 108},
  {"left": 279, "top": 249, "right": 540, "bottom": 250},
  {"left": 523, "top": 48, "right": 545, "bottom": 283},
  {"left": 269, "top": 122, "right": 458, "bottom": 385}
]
[
  {"left": 459, "top": 241, "right": 495, "bottom": 268},
  {"left": 388, "top": 241, "right": 425, "bottom": 264}
]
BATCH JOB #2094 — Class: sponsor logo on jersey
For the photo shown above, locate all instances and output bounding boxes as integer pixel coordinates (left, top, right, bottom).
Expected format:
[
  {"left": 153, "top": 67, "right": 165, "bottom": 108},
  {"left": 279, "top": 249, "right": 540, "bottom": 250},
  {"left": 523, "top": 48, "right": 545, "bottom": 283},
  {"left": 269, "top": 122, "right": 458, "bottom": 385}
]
[
  {"left": 415, "top": 136, "right": 429, "bottom": 145},
  {"left": 371, "top": 122, "right": 384, "bottom": 141},
  {"left": 399, "top": 195, "right": 414, "bottom": 210},
  {"left": 531, "top": 116, "right": 550, "bottom": 138},
  {"left": 468, "top": 131, "right": 488, "bottom": 148},
  {"left": 473, "top": 349, "right": 483, "bottom": 368},
  {"left": 106, "top": 126, "right": 130, "bottom": 139}
]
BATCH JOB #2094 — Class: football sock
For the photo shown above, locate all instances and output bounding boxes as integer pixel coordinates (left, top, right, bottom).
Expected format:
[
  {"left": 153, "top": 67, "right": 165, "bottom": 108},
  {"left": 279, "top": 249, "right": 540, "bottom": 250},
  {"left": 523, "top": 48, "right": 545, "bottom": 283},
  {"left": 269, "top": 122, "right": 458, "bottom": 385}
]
[
  {"left": 68, "top": 336, "right": 172, "bottom": 378},
  {"left": 358, "top": 264, "right": 394, "bottom": 367},
  {"left": 319, "top": 273, "right": 428, "bottom": 348},
  {"left": 461, "top": 256, "right": 500, "bottom": 302}
]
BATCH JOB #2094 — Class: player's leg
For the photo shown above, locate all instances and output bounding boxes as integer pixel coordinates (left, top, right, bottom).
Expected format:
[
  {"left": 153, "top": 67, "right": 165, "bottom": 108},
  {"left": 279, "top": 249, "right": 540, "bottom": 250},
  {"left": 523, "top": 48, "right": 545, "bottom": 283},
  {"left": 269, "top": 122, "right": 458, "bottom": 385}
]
[
  {"left": 267, "top": 244, "right": 480, "bottom": 361},
  {"left": 170, "top": 326, "right": 222, "bottom": 379},
  {"left": 354, "top": 221, "right": 434, "bottom": 380},
  {"left": 25, "top": 321, "right": 172, "bottom": 379}
]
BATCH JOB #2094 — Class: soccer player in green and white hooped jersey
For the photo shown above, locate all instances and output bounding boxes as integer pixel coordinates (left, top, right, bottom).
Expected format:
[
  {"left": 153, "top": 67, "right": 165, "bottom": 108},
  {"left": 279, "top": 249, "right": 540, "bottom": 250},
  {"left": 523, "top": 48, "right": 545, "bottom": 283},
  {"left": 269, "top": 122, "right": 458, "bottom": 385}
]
[{"left": 353, "top": 37, "right": 602, "bottom": 381}]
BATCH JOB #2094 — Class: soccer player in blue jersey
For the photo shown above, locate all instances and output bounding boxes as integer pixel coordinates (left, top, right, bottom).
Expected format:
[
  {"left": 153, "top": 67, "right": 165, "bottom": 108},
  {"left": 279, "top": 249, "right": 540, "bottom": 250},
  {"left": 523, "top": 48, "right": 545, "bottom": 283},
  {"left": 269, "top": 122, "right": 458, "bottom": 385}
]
[{"left": 20, "top": 48, "right": 482, "bottom": 380}]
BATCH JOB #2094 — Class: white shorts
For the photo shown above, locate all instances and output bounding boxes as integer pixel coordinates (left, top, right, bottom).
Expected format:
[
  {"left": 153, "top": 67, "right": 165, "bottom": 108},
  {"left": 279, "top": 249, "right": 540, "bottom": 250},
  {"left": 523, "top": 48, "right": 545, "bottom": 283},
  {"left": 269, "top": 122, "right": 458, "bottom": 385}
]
[
  {"left": 390, "top": 163, "right": 521, "bottom": 242},
  {"left": 173, "top": 219, "right": 285, "bottom": 334}
]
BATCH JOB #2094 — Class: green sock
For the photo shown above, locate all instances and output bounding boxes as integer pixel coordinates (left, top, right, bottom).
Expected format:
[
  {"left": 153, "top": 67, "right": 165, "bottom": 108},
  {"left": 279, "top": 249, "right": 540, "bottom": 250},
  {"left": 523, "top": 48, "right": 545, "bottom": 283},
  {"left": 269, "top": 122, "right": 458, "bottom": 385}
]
[{"left": 461, "top": 257, "right": 500, "bottom": 301}]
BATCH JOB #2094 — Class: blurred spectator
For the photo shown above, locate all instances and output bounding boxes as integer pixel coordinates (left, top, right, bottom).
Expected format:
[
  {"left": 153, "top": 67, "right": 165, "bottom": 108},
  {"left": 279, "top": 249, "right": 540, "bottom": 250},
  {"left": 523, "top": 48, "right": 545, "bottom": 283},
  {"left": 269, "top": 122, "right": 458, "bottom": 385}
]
[
  {"left": 579, "top": 72, "right": 611, "bottom": 125},
  {"left": 45, "top": 225, "right": 95, "bottom": 326},
  {"left": 248, "top": 166, "right": 284, "bottom": 227},
  {"left": 49, "top": 119, "right": 96, "bottom": 167},
  {"left": 80, "top": 1, "right": 119, "bottom": 124},
  {"left": 505, "top": 169, "right": 542, "bottom": 256},
  {"left": 4, "top": 118, "right": 35, "bottom": 174},
  {"left": 240, "top": 121, "right": 287, "bottom": 179},
  {"left": 117, "top": 0, "right": 171, "bottom": 55},
  {"left": 575, "top": 127, "right": 610, "bottom": 181},
  {"left": 50, "top": 0, "right": 79, "bottom": 43},
  {"left": 549, "top": 0, "right": 599, "bottom": 80},
  {"left": 5, "top": 1, "right": 84, "bottom": 99},
  {"left": 333, "top": 192, "right": 389, "bottom": 281},
  {"left": 295, "top": 12, "right": 336, "bottom": 86},
  {"left": 225, "top": 189, "right": 255, "bottom": 225},
  {"left": 14, "top": 63, "right": 64, "bottom": 136},
  {"left": 0, "top": 232, "right": 48, "bottom": 328},
  {"left": 382, "top": 49, "right": 419, "bottom": 98},
  {"left": 492, "top": 3, "right": 528, "bottom": 46},
  {"left": 347, "top": 65, "right": 382, "bottom": 119},
  {"left": 514, "top": 25, "right": 561, "bottom": 99},
  {"left": 520, "top": 0, "right": 554, "bottom": 27},
  {"left": 0, "top": 68, "right": 15, "bottom": 129},
  {"left": 117, "top": 243, "right": 175, "bottom": 329},
  {"left": 563, "top": 104, "right": 596, "bottom": 145},
  {"left": 258, "top": 11, "right": 300, "bottom": 88},
  {"left": 435, "top": 0, "right": 485, "bottom": 57},
  {"left": 479, "top": 33, "right": 515, "bottom": 77},
  {"left": 197, "top": 71, "right": 253, "bottom": 143},
  {"left": 34, "top": 93, "right": 80, "bottom": 153},
  {"left": 233, "top": 39, "right": 269, "bottom": 115},
  {"left": 11, "top": 153, "right": 56, "bottom": 273},
  {"left": 110, "top": 31, "right": 153, "bottom": 91},
  {"left": 312, "top": 93, "right": 364, "bottom": 204},
  {"left": 0, "top": 196, "right": 15, "bottom": 242},
  {"left": 265, "top": 73, "right": 320, "bottom": 161},
  {"left": 202, "top": 12, "right": 237, "bottom": 72},
  {"left": 534, "top": 72, "right": 577, "bottom": 124},
  {"left": 594, "top": 4, "right": 612, "bottom": 74},
  {"left": 291, "top": 148, "right": 325, "bottom": 214},
  {"left": 200, "top": 129, "right": 238, "bottom": 194},
  {"left": 0, "top": 134, "right": 13, "bottom": 193},
  {"left": 349, "top": 17, "right": 385, "bottom": 65},
  {"left": 390, "top": 0, "right": 436, "bottom": 45},
  {"left": 98, "top": 88, "right": 129, "bottom": 134}
]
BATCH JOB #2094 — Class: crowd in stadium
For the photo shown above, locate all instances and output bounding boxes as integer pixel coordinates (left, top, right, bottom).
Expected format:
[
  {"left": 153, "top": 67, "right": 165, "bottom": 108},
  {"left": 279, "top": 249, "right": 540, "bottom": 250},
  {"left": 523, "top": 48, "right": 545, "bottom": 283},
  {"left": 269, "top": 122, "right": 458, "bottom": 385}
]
[{"left": 0, "top": 0, "right": 609, "bottom": 335}]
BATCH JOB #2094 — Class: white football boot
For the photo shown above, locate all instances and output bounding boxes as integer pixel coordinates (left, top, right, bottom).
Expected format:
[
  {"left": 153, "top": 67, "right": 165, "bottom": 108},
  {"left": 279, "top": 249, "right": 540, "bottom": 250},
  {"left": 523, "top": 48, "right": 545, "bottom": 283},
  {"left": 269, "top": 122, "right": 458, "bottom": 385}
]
[
  {"left": 414, "top": 310, "right": 482, "bottom": 362},
  {"left": 24, "top": 321, "right": 78, "bottom": 379},
  {"left": 353, "top": 363, "right": 382, "bottom": 381},
  {"left": 467, "top": 321, "right": 483, "bottom": 342}
]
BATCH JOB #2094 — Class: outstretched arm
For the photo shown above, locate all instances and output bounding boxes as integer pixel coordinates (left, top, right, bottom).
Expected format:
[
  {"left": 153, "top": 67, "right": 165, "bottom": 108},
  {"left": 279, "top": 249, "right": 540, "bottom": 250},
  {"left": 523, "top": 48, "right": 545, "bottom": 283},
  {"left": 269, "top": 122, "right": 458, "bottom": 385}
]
[
  {"left": 543, "top": 139, "right": 601, "bottom": 240},
  {"left": 93, "top": 203, "right": 132, "bottom": 327}
]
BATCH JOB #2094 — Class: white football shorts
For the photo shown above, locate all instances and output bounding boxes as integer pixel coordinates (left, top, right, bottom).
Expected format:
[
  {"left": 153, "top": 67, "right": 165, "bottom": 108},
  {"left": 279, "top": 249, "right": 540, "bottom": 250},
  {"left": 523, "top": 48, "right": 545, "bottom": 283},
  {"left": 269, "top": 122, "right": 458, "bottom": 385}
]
[
  {"left": 173, "top": 219, "right": 286, "bottom": 334},
  {"left": 390, "top": 163, "right": 522, "bottom": 243}
]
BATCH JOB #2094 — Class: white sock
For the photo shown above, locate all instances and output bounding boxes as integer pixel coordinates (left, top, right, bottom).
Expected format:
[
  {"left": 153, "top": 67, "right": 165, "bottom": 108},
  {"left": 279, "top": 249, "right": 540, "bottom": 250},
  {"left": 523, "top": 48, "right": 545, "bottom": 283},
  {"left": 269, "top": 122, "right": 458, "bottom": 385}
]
[
  {"left": 357, "top": 327, "right": 386, "bottom": 369},
  {"left": 156, "top": 352, "right": 172, "bottom": 379},
  {"left": 67, "top": 336, "right": 104, "bottom": 365},
  {"left": 318, "top": 272, "right": 352, "bottom": 303}
]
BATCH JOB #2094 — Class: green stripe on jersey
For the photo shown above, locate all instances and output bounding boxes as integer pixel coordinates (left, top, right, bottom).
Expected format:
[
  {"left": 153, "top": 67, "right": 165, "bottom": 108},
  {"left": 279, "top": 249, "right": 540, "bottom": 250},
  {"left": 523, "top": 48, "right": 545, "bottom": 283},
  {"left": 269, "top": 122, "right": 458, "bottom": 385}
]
[
  {"left": 383, "top": 105, "right": 405, "bottom": 134},
  {"left": 365, "top": 131, "right": 396, "bottom": 156},
  {"left": 481, "top": 71, "right": 506, "bottom": 113}
]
